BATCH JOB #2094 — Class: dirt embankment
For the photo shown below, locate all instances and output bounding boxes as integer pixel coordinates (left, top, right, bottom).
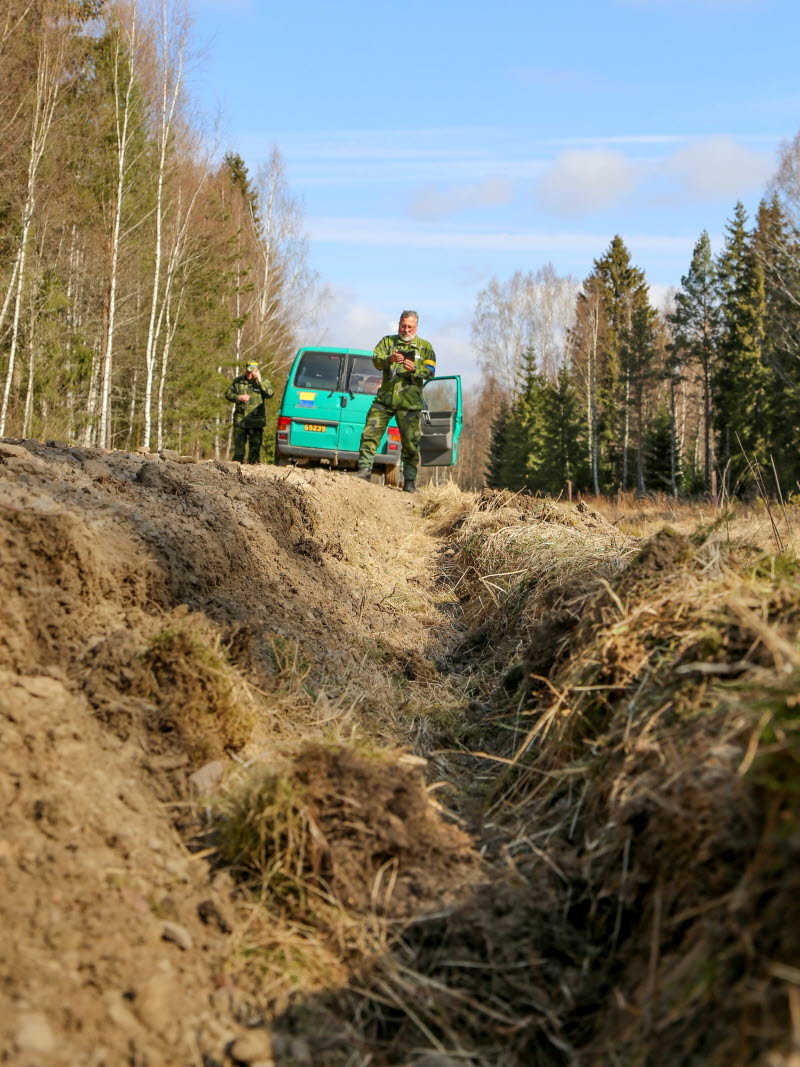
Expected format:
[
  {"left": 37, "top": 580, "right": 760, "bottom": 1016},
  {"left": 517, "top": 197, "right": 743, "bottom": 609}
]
[
  {"left": 0, "top": 439, "right": 477, "bottom": 1067},
  {"left": 3, "top": 441, "right": 800, "bottom": 1067}
]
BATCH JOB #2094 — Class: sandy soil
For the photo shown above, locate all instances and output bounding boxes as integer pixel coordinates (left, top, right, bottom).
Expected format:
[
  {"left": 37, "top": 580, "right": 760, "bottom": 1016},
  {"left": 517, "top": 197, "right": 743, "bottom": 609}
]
[{"left": 0, "top": 438, "right": 474, "bottom": 1067}]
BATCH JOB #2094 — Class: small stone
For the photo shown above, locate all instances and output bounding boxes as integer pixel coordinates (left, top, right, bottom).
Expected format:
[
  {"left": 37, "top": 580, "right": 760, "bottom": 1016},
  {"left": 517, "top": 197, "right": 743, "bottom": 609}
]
[
  {"left": 210, "top": 986, "right": 232, "bottom": 1014},
  {"left": 229, "top": 1028, "right": 273, "bottom": 1064},
  {"left": 288, "top": 1036, "right": 312, "bottom": 1064},
  {"left": 105, "top": 995, "right": 143, "bottom": 1034},
  {"left": 16, "top": 1012, "right": 55, "bottom": 1054},
  {"left": 189, "top": 760, "right": 225, "bottom": 797},
  {"left": 0, "top": 442, "right": 29, "bottom": 458},
  {"left": 83, "top": 459, "right": 113, "bottom": 479},
  {"left": 137, "top": 463, "right": 165, "bottom": 488},
  {"left": 131, "top": 974, "right": 178, "bottom": 1031},
  {"left": 161, "top": 921, "right": 193, "bottom": 950}
]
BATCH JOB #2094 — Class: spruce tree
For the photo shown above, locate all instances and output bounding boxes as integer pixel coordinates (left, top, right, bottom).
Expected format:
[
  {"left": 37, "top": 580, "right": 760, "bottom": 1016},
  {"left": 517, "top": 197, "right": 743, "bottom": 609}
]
[
  {"left": 571, "top": 236, "right": 650, "bottom": 492},
  {"left": 754, "top": 195, "right": 800, "bottom": 488},
  {"left": 668, "top": 230, "right": 719, "bottom": 493},
  {"left": 503, "top": 346, "right": 546, "bottom": 491},
  {"left": 485, "top": 399, "right": 511, "bottom": 488},
  {"left": 538, "top": 365, "right": 588, "bottom": 494},
  {"left": 714, "top": 202, "right": 768, "bottom": 486}
]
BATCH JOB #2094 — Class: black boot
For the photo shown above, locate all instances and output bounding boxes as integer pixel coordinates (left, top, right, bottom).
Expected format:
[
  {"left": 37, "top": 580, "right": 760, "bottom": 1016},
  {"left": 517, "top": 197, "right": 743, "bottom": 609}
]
[
  {"left": 353, "top": 467, "right": 372, "bottom": 480},
  {"left": 403, "top": 479, "right": 416, "bottom": 493}
]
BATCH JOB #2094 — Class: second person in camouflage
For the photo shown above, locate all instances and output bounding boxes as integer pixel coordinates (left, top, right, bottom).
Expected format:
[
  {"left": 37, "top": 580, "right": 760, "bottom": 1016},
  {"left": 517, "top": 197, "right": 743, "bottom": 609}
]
[
  {"left": 225, "top": 361, "right": 275, "bottom": 463},
  {"left": 354, "top": 310, "right": 436, "bottom": 493}
]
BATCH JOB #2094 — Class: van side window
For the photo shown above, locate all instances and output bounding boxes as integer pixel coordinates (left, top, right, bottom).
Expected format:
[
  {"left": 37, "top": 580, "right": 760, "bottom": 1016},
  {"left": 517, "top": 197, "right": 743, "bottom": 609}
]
[
  {"left": 423, "top": 378, "right": 457, "bottom": 413},
  {"left": 347, "top": 355, "right": 382, "bottom": 395},
  {"left": 294, "top": 352, "right": 343, "bottom": 390}
]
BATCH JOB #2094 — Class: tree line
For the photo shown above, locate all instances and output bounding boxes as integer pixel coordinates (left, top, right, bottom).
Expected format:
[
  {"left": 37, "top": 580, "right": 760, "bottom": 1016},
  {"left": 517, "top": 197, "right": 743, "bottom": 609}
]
[
  {"left": 0, "top": 0, "right": 322, "bottom": 457},
  {"left": 463, "top": 137, "right": 800, "bottom": 499}
]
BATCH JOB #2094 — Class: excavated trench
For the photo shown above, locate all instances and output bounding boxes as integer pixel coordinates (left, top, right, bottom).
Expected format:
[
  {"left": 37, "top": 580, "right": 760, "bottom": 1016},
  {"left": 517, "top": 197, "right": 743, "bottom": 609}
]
[{"left": 2, "top": 440, "right": 799, "bottom": 1067}]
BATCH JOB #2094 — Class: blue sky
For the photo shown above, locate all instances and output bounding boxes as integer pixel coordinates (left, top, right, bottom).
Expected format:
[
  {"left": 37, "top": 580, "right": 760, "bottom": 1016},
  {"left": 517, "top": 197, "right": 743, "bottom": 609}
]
[{"left": 187, "top": 0, "right": 798, "bottom": 389}]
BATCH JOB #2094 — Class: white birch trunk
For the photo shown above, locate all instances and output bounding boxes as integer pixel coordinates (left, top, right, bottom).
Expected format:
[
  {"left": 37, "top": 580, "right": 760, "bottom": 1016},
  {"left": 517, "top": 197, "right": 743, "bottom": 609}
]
[
  {"left": 0, "top": 1, "right": 68, "bottom": 435},
  {"left": 142, "top": 0, "right": 187, "bottom": 449},
  {"left": 22, "top": 327, "right": 35, "bottom": 438},
  {"left": 100, "top": 0, "right": 139, "bottom": 449}
]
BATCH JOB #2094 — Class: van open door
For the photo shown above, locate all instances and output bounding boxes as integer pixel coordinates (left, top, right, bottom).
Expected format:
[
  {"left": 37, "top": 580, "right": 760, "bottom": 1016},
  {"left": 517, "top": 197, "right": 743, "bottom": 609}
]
[{"left": 419, "top": 376, "right": 462, "bottom": 467}]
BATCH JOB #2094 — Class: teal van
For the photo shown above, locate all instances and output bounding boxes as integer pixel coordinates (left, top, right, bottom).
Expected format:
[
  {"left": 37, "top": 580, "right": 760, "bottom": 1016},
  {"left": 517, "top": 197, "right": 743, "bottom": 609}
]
[{"left": 275, "top": 346, "right": 463, "bottom": 482}]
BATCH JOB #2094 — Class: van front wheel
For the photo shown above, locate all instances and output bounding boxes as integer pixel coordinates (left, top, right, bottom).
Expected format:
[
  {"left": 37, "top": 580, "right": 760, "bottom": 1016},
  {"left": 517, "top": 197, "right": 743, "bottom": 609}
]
[{"left": 383, "top": 464, "right": 401, "bottom": 488}]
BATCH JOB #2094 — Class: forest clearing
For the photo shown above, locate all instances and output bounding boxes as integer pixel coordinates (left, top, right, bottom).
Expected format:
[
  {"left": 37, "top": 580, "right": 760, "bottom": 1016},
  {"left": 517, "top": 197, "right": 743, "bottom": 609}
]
[{"left": 1, "top": 437, "right": 799, "bottom": 1066}]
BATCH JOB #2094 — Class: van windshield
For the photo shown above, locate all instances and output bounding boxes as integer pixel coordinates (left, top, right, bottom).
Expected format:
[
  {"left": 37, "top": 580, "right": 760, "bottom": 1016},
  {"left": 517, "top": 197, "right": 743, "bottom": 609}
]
[
  {"left": 294, "top": 351, "right": 343, "bottom": 391},
  {"left": 347, "top": 355, "right": 383, "bottom": 396}
]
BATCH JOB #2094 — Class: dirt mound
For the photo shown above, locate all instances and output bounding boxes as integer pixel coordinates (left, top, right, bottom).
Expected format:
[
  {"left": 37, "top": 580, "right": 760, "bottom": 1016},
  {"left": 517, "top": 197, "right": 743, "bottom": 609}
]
[
  {"left": 0, "top": 438, "right": 475, "bottom": 1065},
  {"left": 0, "top": 669, "right": 238, "bottom": 1067}
]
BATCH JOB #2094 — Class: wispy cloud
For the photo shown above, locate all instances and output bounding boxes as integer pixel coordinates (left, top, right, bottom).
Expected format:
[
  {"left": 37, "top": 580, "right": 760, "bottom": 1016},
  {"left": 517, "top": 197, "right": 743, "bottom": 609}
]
[
  {"left": 535, "top": 149, "right": 642, "bottom": 217},
  {"left": 532, "top": 135, "right": 774, "bottom": 217},
  {"left": 304, "top": 286, "right": 395, "bottom": 351},
  {"left": 408, "top": 178, "right": 514, "bottom": 221},
  {"left": 665, "top": 135, "right": 773, "bottom": 198},
  {"left": 307, "top": 217, "right": 693, "bottom": 256}
]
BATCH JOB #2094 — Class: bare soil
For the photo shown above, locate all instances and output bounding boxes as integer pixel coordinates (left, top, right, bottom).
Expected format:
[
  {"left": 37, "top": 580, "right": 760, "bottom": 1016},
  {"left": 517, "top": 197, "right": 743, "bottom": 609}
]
[{"left": 0, "top": 439, "right": 475, "bottom": 1067}]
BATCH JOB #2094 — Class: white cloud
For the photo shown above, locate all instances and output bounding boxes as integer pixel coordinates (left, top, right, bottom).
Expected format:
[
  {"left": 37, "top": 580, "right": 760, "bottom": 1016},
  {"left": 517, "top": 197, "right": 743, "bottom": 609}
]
[
  {"left": 408, "top": 178, "right": 514, "bottom": 221},
  {"left": 307, "top": 217, "right": 693, "bottom": 256},
  {"left": 535, "top": 149, "right": 641, "bottom": 217},
  {"left": 666, "top": 135, "right": 773, "bottom": 199},
  {"left": 300, "top": 286, "right": 395, "bottom": 352}
]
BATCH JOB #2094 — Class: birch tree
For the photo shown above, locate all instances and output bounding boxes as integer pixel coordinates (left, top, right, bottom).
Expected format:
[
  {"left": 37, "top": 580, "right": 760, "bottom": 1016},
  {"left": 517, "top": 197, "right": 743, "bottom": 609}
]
[
  {"left": 251, "top": 148, "right": 321, "bottom": 371},
  {"left": 1, "top": 0, "right": 78, "bottom": 435},
  {"left": 471, "top": 265, "right": 577, "bottom": 397},
  {"left": 98, "top": 0, "right": 145, "bottom": 448},
  {"left": 140, "top": 0, "right": 191, "bottom": 449}
]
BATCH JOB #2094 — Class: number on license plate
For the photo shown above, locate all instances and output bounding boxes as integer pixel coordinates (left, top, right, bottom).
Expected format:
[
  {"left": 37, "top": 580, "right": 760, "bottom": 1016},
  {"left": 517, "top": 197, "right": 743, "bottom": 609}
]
[{"left": 303, "top": 423, "right": 326, "bottom": 432}]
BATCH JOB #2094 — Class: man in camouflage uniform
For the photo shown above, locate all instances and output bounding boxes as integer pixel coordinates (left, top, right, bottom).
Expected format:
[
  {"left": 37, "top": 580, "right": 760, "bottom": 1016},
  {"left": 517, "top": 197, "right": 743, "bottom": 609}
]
[
  {"left": 225, "top": 361, "right": 275, "bottom": 463},
  {"left": 354, "top": 310, "right": 436, "bottom": 493}
]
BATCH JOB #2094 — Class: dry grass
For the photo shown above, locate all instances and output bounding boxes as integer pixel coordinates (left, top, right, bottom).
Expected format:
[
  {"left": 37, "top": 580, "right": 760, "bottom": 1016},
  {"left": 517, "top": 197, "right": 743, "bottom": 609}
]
[
  {"left": 157, "top": 480, "right": 800, "bottom": 1065},
  {"left": 141, "top": 626, "right": 256, "bottom": 762},
  {"left": 210, "top": 738, "right": 480, "bottom": 1025},
  {"left": 291, "top": 487, "right": 798, "bottom": 1066}
]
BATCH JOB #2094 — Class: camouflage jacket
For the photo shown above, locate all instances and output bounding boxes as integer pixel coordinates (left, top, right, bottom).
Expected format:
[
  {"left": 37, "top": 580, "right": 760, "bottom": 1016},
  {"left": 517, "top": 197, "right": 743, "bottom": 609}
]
[
  {"left": 224, "top": 373, "right": 275, "bottom": 426},
  {"left": 372, "top": 334, "right": 436, "bottom": 411}
]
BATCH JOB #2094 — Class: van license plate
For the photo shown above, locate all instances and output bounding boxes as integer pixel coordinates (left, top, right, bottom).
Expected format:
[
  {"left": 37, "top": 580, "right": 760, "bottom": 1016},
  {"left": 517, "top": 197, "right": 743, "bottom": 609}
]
[{"left": 303, "top": 424, "right": 327, "bottom": 432}]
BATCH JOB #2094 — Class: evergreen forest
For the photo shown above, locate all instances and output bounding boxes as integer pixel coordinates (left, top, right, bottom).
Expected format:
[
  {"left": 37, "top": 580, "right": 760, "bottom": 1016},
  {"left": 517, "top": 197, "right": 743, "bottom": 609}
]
[{"left": 466, "top": 172, "right": 800, "bottom": 499}]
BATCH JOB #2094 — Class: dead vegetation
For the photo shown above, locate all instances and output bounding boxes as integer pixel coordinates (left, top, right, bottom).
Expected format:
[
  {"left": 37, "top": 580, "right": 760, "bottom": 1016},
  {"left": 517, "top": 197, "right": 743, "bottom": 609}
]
[{"left": 318, "top": 487, "right": 800, "bottom": 1066}]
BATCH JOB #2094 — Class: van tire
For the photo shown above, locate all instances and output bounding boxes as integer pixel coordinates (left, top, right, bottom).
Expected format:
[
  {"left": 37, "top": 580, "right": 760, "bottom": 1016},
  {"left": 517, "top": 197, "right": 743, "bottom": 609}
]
[{"left": 383, "top": 464, "right": 401, "bottom": 488}]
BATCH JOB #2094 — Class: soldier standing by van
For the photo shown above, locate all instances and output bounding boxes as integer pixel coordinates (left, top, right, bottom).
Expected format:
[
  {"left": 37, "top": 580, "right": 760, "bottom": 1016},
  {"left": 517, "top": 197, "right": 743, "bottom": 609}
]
[
  {"left": 353, "top": 310, "right": 436, "bottom": 493},
  {"left": 225, "top": 361, "right": 275, "bottom": 463}
]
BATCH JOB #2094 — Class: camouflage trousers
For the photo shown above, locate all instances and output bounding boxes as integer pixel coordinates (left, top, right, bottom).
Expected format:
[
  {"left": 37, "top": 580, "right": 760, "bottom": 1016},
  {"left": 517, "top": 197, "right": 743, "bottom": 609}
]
[
  {"left": 358, "top": 400, "right": 422, "bottom": 480},
  {"left": 233, "top": 423, "right": 264, "bottom": 463}
]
